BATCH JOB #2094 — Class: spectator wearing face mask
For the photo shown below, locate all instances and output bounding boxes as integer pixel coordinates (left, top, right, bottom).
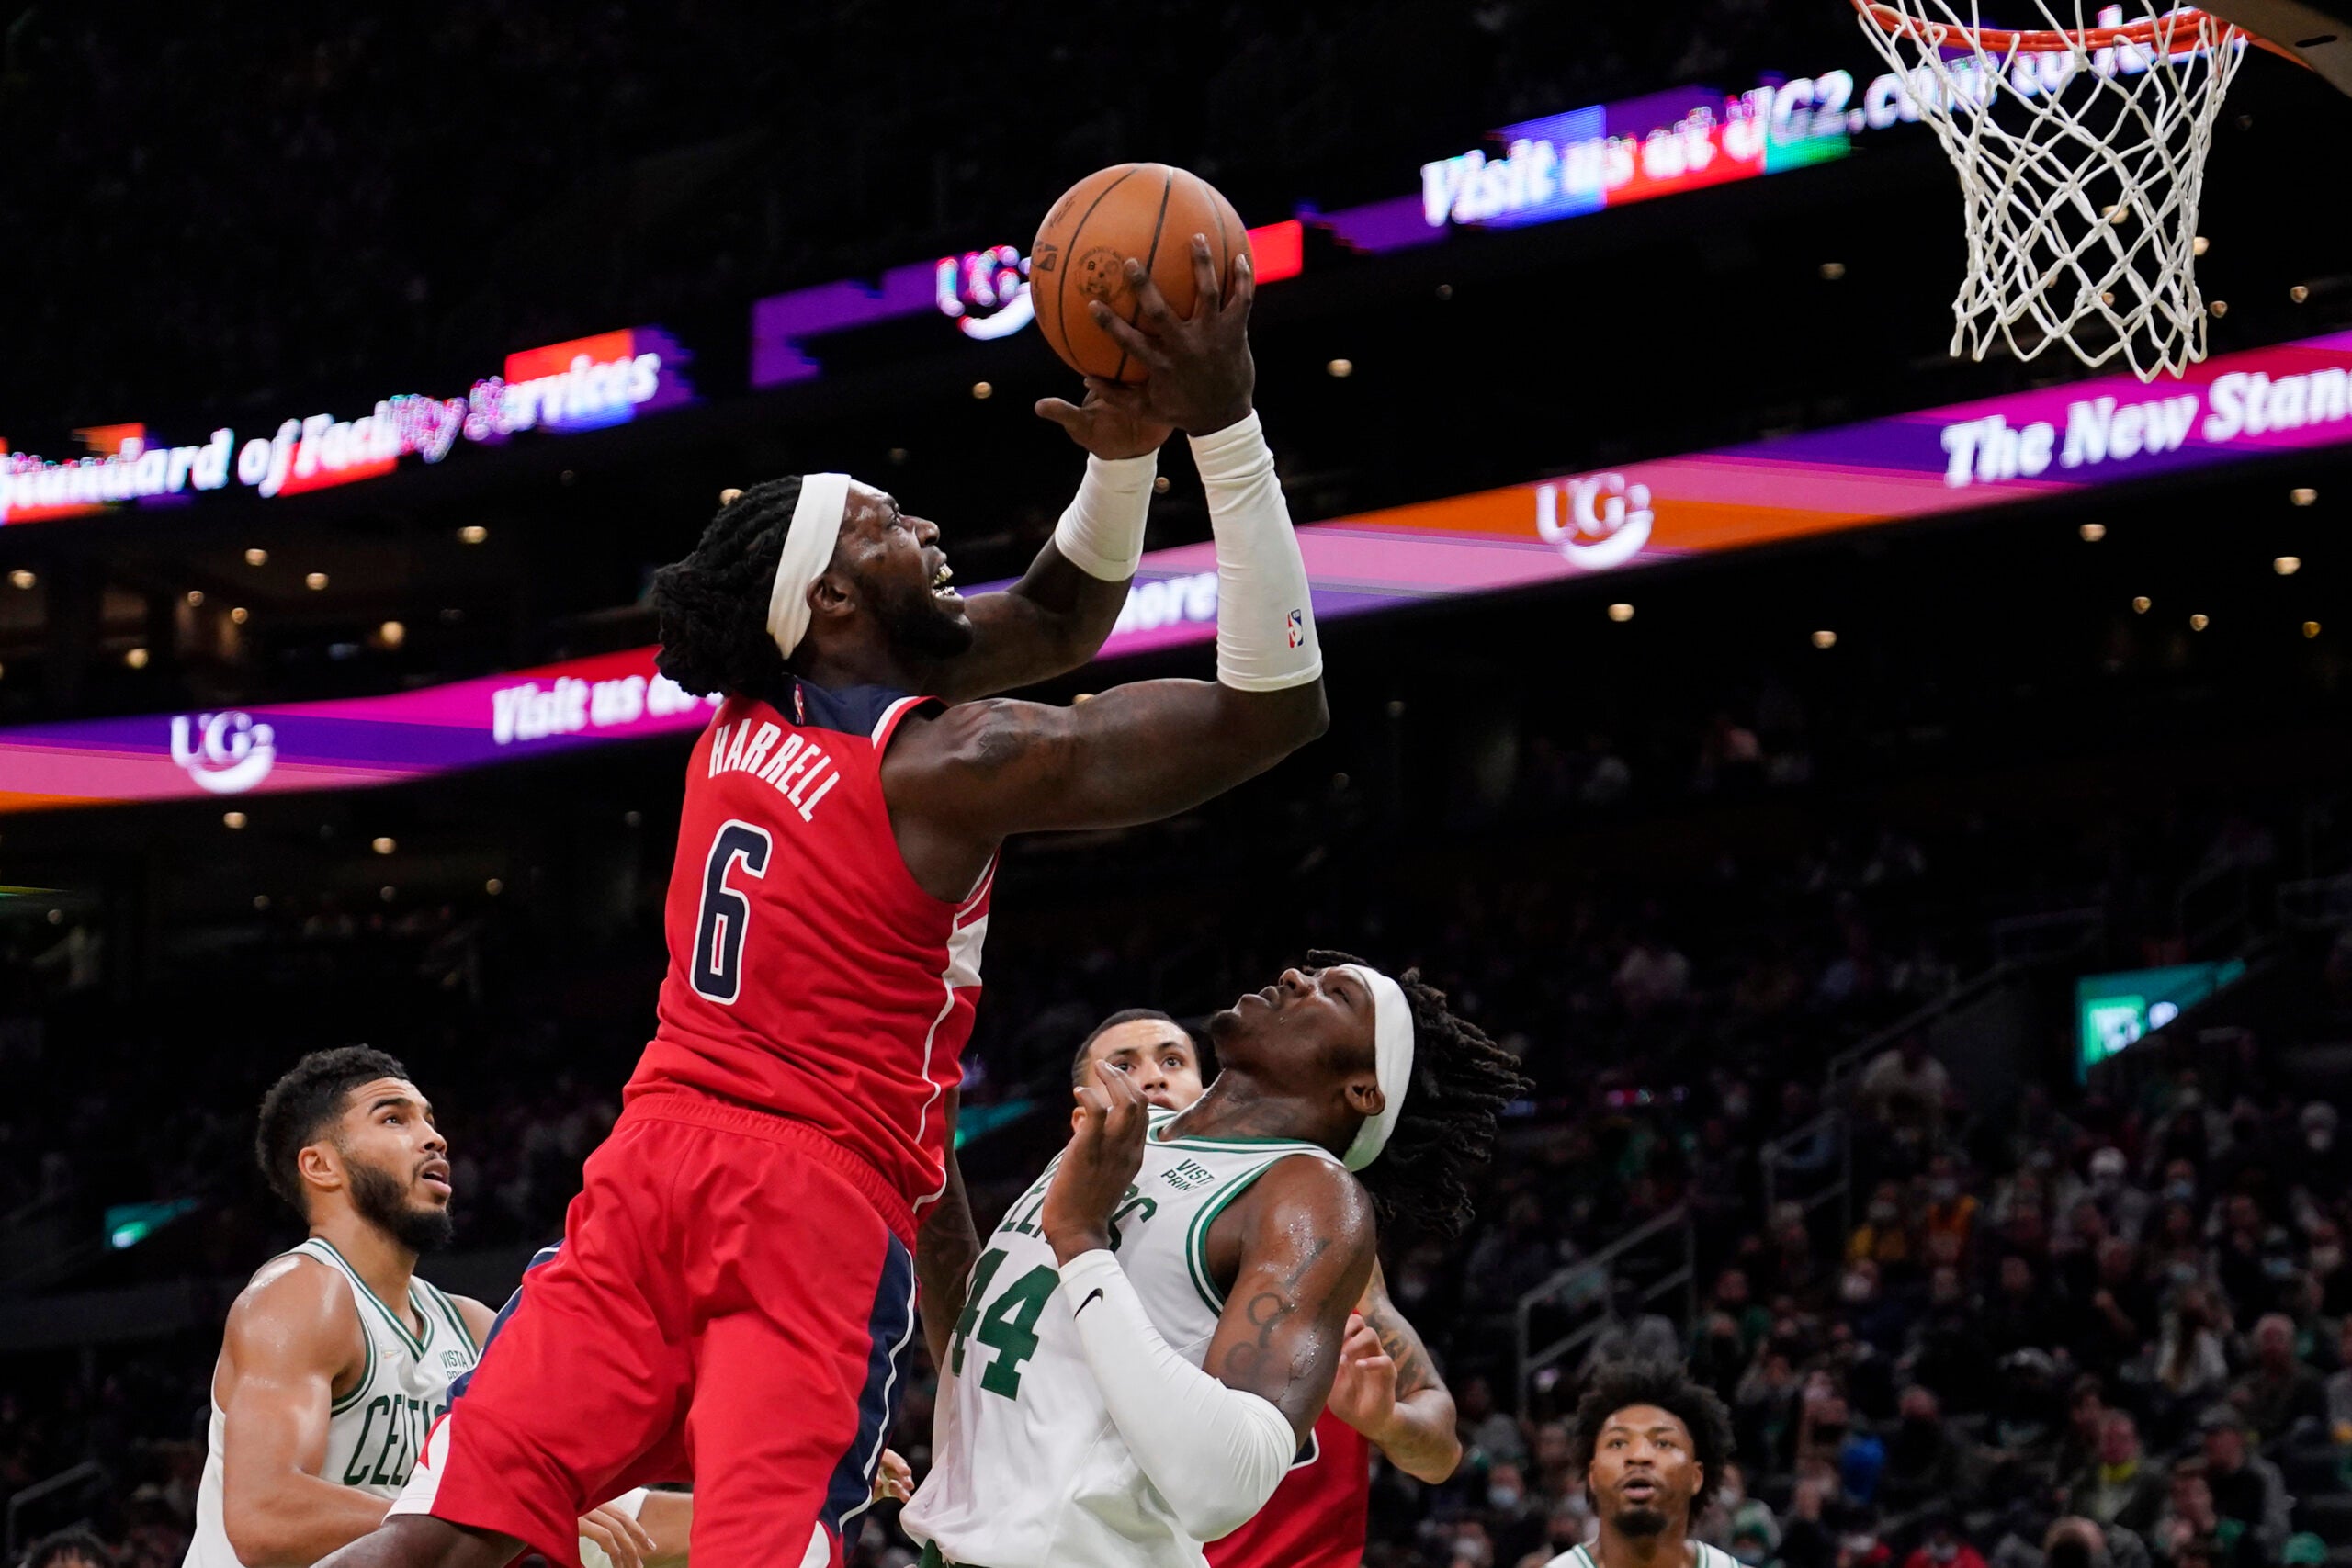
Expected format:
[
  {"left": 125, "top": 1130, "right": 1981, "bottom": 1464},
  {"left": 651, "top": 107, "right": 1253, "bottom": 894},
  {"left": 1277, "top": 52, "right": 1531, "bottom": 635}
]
[
  {"left": 2148, "top": 1201, "right": 2210, "bottom": 1292},
  {"left": 1849, "top": 1185, "right": 1917, "bottom": 1274},
  {"left": 1902, "top": 1515, "right": 1987, "bottom": 1568},
  {"left": 1484, "top": 1460, "right": 1548, "bottom": 1566},
  {"left": 2065, "top": 1411, "right": 2170, "bottom": 1536},
  {"left": 2086, "top": 1147, "right": 2154, "bottom": 1246},
  {"left": 2291, "top": 1104, "right": 2347, "bottom": 1201},
  {"left": 2154, "top": 1286, "right": 2233, "bottom": 1409},
  {"left": 1919, "top": 1157, "right": 1980, "bottom": 1258},
  {"left": 2303, "top": 1220, "right": 2352, "bottom": 1318},
  {"left": 2233, "top": 1314, "right": 2327, "bottom": 1444}
]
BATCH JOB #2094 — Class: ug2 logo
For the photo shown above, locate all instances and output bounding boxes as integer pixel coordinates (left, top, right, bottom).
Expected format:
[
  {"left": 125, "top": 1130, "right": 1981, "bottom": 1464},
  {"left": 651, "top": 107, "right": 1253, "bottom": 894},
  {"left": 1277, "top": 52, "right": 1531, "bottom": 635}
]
[
  {"left": 1534, "top": 473, "right": 1654, "bottom": 572},
  {"left": 169, "top": 710, "right": 277, "bottom": 795}
]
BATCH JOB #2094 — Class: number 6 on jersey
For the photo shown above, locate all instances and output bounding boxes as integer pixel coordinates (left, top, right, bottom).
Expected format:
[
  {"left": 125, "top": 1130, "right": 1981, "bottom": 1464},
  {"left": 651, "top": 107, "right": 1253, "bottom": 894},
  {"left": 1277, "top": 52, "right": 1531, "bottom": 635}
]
[{"left": 691, "top": 820, "right": 772, "bottom": 1003}]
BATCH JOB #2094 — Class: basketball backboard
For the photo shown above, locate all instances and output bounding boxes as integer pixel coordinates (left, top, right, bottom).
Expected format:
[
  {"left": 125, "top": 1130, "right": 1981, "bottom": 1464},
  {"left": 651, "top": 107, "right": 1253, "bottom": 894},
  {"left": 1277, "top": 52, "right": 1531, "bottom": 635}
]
[{"left": 2202, "top": 0, "right": 2352, "bottom": 96}]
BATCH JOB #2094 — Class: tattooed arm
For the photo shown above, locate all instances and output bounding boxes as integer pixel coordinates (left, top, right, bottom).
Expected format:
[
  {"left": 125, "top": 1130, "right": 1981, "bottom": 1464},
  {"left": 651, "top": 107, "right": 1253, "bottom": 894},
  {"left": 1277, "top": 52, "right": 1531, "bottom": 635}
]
[
  {"left": 1199, "top": 1156, "right": 1380, "bottom": 1444},
  {"left": 1326, "top": 1258, "right": 1461, "bottom": 1482},
  {"left": 1044, "top": 1065, "right": 1362, "bottom": 1540}
]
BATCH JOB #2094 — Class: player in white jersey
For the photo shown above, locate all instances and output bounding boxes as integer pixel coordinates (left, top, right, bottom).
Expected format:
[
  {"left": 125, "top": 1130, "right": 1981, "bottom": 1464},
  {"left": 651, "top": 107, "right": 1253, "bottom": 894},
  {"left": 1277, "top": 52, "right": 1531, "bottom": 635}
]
[
  {"left": 186, "top": 1048, "right": 687, "bottom": 1568},
  {"left": 903, "top": 952, "right": 1530, "bottom": 1568},
  {"left": 1544, "top": 1359, "right": 1742, "bottom": 1568}
]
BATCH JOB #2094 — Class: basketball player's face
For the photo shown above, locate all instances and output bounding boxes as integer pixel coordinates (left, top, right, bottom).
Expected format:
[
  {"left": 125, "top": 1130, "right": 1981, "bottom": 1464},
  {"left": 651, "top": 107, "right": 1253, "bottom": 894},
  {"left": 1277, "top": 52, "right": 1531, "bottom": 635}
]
[
  {"left": 329, "top": 1077, "right": 455, "bottom": 1253},
  {"left": 839, "top": 482, "right": 975, "bottom": 660},
  {"left": 1587, "top": 1404, "right": 1702, "bottom": 1539},
  {"left": 1207, "top": 966, "right": 1376, "bottom": 1092},
  {"left": 1083, "top": 1020, "right": 1204, "bottom": 1111}
]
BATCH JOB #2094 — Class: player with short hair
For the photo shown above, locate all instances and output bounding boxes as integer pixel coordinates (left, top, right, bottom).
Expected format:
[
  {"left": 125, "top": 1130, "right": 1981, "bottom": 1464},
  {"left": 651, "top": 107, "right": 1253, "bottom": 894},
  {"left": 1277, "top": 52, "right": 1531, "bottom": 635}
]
[
  {"left": 323, "top": 238, "right": 1332, "bottom": 1568},
  {"left": 1545, "top": 1360, "right": 1740, "bottom": 1568},
  {"left": 186, "top": 1048, "right": 685, "bottom": 1568},
  {"left": 903, "top": 953, "right": 1525, "bottom": 1568}
]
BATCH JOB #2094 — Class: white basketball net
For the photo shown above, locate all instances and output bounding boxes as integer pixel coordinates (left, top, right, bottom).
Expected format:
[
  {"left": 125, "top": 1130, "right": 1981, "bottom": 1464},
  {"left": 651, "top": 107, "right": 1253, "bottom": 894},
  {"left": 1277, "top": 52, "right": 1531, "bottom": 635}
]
[{"left": 1851, "top": 1, "right": 2248, "bottom": 380}]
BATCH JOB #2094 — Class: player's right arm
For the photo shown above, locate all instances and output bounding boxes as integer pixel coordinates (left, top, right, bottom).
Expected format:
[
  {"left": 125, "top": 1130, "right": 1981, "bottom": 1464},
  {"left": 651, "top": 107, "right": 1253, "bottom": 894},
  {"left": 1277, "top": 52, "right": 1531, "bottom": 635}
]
[
  {"left": 1327, "top": 1258, "right": 1463, "bottom": 1483},
  {"left": 216, "top": 1258, "right": 391, "bottom": 1567},
  {"left": 1041, "top": 1065, "right": 1374, "bottom": 1543}
]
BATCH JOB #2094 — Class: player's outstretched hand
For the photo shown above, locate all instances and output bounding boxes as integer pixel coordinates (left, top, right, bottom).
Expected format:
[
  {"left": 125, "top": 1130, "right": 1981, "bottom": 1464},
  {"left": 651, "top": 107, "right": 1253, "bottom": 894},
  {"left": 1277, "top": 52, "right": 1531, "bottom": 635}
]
[
  {"left": 1042, "top": 1060, "right": 1150, "bottom": 1263},
  {"left": 1035, "top": 385, "right": 1172, "bottom": 461},
  {"left": 1324, "top": 1310, "right": 1402, "bottom": 1440},
  {"left": 871, "top": 1447, "right": 914, "bottom": 1503},
  {"left": 578, "top": 1502, "right": 658, "bottom": 1568},
  {"left": 1086, "top": 235, "right": 1255, "bottom": 436}
]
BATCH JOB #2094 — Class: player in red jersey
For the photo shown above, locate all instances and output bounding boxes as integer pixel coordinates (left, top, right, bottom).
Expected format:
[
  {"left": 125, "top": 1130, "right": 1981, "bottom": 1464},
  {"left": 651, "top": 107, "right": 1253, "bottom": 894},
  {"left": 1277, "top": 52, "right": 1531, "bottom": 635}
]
[
  {"left": 1069, "top": 1011, "right": 1463, "bottom": 1568},
  {"left": 322, "top": 240, "right": 1327, "bottom": 1568}
]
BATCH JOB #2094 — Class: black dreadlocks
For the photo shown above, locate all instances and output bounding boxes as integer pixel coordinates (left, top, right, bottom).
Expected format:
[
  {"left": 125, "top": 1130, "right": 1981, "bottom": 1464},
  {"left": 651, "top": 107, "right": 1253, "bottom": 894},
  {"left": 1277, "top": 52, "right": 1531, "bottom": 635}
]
[
  {"left": 1570, "top": 1357, "right": 1736, "bottom": 1511},
  {"left": 650, "top": 476, "right": 803, "bottom": 701},
  {"left": 1306, "top": 949, "right": 1531, "bottom": 1242}
]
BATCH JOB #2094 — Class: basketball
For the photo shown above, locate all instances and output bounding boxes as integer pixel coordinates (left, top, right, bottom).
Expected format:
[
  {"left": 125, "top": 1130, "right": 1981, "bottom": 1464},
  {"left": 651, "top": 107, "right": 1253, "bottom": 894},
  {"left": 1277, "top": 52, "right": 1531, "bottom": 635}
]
[{"left": 1030, "top": 163, "right": 1250, "bottom": 384}]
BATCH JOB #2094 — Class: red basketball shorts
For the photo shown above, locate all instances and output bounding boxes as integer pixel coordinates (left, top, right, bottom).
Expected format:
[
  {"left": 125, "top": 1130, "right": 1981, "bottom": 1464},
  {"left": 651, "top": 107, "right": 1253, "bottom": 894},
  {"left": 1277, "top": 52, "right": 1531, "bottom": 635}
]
[{"left": 393, "top": 1090, "right": 918, "bottom": 1568}]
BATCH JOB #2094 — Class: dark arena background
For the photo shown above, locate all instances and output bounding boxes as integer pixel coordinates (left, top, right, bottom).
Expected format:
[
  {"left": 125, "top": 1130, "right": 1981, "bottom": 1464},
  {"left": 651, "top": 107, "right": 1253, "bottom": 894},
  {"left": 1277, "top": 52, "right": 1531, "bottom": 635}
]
[{"left": 8, "top": 5, "right": 2352, "bottom": 1568}]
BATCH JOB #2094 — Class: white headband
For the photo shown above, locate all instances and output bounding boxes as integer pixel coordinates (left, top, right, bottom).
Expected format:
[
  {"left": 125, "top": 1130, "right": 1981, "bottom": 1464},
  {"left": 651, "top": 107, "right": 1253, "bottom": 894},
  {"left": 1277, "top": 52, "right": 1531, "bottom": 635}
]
[
  {"left": 1337, "top": 964, "right": 1415, "bottom": 1171},
  {"left": 763, "top": 472, "right": 854, "bottom": 658}
]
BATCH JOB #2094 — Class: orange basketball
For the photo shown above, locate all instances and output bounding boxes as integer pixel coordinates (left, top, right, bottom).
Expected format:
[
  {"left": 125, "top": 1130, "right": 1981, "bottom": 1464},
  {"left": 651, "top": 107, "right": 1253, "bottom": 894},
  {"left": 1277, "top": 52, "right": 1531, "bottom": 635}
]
[{"left": 1030, "top": 164, "right": 1252, "bottom": 385}]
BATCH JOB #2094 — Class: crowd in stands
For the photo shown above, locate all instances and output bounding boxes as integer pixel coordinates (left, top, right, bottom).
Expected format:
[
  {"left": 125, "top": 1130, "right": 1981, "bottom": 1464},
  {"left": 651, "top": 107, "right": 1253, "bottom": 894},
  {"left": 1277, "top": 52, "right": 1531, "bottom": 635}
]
[{"left": 0, "top": 645, "right": 2341, "bottom": 1566}]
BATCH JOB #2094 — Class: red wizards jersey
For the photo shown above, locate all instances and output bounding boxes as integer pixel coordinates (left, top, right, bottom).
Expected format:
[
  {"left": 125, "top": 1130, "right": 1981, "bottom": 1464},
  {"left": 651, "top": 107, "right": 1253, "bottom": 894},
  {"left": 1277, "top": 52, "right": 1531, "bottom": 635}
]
[
  {"left": 628, "top": 678, "right": 993, "bottom": 1217},
  {"left": 1206, "top": 1411, "right": 1370, "bottom": 1568}
]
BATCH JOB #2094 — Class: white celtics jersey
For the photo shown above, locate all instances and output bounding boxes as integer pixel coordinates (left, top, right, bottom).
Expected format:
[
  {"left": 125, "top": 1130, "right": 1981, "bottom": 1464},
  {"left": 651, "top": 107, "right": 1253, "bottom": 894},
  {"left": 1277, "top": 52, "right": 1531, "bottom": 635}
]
[
  {"left": 1545, "top": 1543, "right": 1744, "bottom": 1568},
  {"left": 187, "top": 1238, "right": 480, "bottom": 1568},
  {"left": 904, "top": 1111, "right": 1342, "bottom": 1568}
]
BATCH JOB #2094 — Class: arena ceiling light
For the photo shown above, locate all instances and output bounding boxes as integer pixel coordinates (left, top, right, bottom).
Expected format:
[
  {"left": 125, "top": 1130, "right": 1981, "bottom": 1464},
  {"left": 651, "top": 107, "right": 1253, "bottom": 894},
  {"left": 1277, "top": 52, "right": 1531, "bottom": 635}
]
[
  {"left": 244, "top": 547, "right": 267, "bottom": 566},
  {"left": 7, "top": 570, "right": 33, "bottom": 590},
  {"left": 458, "top": 525, "right": 488, "bottom": 544},
  {"left": 2079, "top": 523, "right": 2107, "bottom": 541}
]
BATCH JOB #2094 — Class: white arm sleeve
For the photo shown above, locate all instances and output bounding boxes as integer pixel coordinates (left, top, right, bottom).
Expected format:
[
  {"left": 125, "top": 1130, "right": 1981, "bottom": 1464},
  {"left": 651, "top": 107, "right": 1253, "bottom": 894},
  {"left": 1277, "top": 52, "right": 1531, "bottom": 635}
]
[
  {"left": 1058, "top": 1247, "right": 1297, "bottom": 1542},
  {"left": 1051, "top": 451, "right": 1159, "bottom": 581},
  {"left": 1191, "top": 412, "right": 1321, "bottom": 693}
]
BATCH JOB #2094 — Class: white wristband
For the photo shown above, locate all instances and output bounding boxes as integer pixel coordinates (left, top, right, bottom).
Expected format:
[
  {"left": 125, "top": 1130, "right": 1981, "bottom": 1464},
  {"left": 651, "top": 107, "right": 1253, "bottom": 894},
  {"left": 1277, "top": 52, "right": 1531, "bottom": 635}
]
[
  {"left": 1191, "top": 412, "right": 1321, "bottom": 693},
  {"left": 1059, "top": 1247, "right": 1297, "bottom": 1542},
  {"left": 1051, "top": 452, "right": 1159, "bottom": 581}
]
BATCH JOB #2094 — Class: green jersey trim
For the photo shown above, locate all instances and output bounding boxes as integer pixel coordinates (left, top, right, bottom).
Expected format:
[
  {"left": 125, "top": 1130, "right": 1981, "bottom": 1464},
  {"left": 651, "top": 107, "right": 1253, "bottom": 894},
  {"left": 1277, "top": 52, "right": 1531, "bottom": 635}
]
[
  {"left": 1150, "top": 1122, "right": 1331, "bottom": 1156},
  {"left": 1182, "top": 1154, "right": 1305, "bottom": 1315},
  {"left": 309, "top": 1237, "right": 435, "bottom": 1359},
  {"left": 421, "top": 1280, "right": 477, "bottom": 1357},
  {"left": 282, "top": 1242, "right": 381, "bottom": 1414}
]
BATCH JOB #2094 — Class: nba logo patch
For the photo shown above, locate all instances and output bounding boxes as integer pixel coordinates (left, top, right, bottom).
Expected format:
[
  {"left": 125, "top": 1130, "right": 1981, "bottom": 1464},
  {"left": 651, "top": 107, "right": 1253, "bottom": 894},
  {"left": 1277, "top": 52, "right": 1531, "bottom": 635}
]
[
  {"left": 793, "top": 683, "right": 806, "bottom": 724},
  {"left": 1285, "top": 609, "right": 1305, "bottom": 649}
]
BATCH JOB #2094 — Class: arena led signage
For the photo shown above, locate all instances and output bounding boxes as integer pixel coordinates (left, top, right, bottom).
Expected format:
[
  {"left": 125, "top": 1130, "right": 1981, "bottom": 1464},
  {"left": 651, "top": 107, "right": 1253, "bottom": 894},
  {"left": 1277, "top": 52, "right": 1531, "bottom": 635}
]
[
  {"left": 8, "top": 328, "right": 2352, "bottom": 813},
  {"left": 1419, "top": 79, "right": 1853, "bottom": 232},
  {"left": 1416, "top": 6, "right": 2186, "bottom": 235},
  {"left": 751, "top": 221, "right": 1306, "bottom": 389},
  {"left": 0, "top": 326, "right": 695, "bottom": 526}
]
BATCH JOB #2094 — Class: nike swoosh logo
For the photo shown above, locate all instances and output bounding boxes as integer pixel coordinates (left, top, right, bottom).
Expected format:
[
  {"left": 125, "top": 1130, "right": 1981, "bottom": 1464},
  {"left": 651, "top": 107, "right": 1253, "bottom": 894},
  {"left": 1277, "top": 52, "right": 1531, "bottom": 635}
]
[{"left": 1077, "top": 1288, "right": 1106, "bottom": 1315}]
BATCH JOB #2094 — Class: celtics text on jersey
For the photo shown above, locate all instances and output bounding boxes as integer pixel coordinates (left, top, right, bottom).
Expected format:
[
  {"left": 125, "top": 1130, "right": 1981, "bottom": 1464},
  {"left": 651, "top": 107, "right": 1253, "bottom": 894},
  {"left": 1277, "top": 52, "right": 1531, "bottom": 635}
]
[{"left": 186, "top": 1238, "right": 480, "bottom": 1568}]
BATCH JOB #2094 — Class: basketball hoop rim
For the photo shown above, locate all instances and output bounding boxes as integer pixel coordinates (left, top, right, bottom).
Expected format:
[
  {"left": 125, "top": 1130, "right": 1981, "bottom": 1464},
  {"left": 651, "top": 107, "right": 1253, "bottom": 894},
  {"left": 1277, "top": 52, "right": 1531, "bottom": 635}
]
[{"left": 1848, "top": 0, "right": 2295, "bottom": 59}]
